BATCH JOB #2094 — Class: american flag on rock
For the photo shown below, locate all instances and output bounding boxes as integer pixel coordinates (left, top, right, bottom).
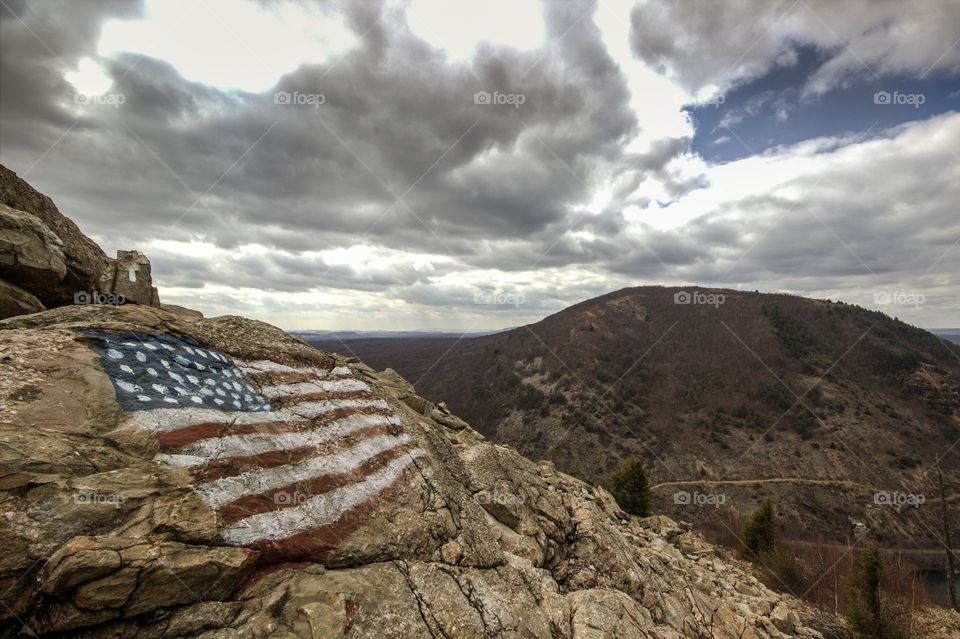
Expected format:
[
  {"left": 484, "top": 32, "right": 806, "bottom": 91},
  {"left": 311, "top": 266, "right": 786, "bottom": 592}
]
[{"left": 84, "top": 330, "right": 426, "bottom": 560}]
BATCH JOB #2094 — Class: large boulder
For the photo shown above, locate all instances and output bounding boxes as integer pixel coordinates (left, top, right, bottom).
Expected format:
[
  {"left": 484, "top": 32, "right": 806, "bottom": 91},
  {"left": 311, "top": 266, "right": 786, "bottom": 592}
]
[
  {"left": 0, "top": 303, "right": 841, "bottom": 638},
  {"left": 0, "top": 164, "right": 109, "bottom": 306},
  {"left": 0, "top": 203, "right": 67, "bottom": 292},
  {"left": 97, "top": 249, "right": 160, "bottom": 306},
  {"left": 0, "top": 277, "right": 45, "bottom": 319},
  {"left": 0, "top": 164, "right": 162, "bottom": 314}
]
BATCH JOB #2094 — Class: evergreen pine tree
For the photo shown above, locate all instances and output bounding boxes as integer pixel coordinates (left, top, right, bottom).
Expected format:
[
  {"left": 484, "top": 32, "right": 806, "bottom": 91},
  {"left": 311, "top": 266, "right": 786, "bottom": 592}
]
[
  {"left": 602, "top": 457, "right": 651, "bottom": 517},
  {"left": 742, "top": 500, "right": 777, "bottom": 560}
]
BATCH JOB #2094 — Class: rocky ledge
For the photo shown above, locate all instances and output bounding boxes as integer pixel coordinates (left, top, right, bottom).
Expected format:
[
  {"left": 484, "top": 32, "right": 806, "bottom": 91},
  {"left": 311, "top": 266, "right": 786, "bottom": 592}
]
[
  {"left": 0, "top": 303, "right": 835, "bottom": 638},
  {"left": 0, "top": 164, "right": 161, "bottom": 319}
]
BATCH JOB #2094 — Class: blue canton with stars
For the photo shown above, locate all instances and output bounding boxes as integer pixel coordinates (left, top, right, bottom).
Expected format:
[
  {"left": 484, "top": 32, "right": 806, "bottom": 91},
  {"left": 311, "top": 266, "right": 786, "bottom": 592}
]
[{"left": 83, "top": 330, "right": 271, "bottom": 412}]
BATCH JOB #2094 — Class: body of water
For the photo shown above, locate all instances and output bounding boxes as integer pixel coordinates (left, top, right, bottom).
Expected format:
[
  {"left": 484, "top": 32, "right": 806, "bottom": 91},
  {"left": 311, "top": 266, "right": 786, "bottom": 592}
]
[{"left": 920, "top": 569, "right": 960, "bottom": 607}]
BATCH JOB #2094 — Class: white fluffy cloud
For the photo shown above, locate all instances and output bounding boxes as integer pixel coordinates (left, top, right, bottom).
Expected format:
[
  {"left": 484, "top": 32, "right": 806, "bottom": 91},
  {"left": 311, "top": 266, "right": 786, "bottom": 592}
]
[
  {"left": 630, "top": 0, "right": 960, "bottom": 97},
  {"left": 98, "top": 0, "right": 357, "bottom": 92}
]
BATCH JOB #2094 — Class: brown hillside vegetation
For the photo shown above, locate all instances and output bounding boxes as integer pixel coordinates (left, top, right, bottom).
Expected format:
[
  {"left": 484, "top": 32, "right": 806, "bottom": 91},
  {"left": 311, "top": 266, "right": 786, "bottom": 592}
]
[{"left": 309, "top": 286, "right": 960, "bottom": 550}]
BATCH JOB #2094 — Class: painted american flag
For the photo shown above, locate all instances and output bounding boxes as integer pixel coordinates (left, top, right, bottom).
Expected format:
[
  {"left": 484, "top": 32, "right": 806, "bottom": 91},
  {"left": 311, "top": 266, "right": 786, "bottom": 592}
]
[{"left": 84, "top": 330, "right": 426, "bottom": 560}]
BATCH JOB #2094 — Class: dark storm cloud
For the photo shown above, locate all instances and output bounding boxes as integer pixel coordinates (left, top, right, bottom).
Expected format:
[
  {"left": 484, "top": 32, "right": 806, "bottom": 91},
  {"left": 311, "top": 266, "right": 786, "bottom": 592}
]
[
  {"left": 0, "top": 0, "right": 662, "bottom": 277},
  {"left": 0, "top": 0, "right": 144, "bottom": 145},
  {"left": 109, "top": 56, "right": 220, "bottom": 123},
  {"left": 150, "top": 246, "right": 455, "bottom": 294},
  {"left": 1, "top": 0, "right": 958, "bottom": 328}
]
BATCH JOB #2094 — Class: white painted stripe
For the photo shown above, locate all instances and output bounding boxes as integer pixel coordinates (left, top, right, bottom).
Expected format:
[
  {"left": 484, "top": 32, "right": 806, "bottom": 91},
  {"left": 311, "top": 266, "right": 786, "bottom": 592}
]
[
  {"left": 233, "top": 359, "right": 331, "bottom": 375},
  {"left": 195, "top": 434, "right": 416, "bottom": 508},
  {"left": 260, "top": 378, "right": 371, "bottom": 399},
  {"left": 156, "top": 413, "right": 402, "bottom": 467},
  {"left": 234, "top": 360, "right": 352, "bottom": 378},
  {"left": 128, "top": 398, "right": 392, "bottom": 432},
  {"left": 221, "top": 449, "right": 427, "bottom": 545}
]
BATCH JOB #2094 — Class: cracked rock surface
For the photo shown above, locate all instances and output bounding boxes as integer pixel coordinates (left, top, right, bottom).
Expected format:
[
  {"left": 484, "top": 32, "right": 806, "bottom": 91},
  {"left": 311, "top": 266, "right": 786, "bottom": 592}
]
[{"left": 0, "top": 304, "right": 842, "bottom": 638}]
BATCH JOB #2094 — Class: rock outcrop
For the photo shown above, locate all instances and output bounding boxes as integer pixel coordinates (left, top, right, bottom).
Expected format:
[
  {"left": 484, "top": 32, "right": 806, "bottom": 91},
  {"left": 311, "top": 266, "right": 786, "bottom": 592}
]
[
  {"left": 0, "top": 163, "right": 161, "bottom": 316},
  {"left": 0, "top": 204, "right": 68, "bottom": 295},
  {"left": 98, "top": 249, "right": 161, "bottom": 307},
  {"left": 0, "top": 278, "right": 44, "bottom": 318},
  {"left": 0, "top": 164, "right": 109, "bottom": 308},
  {"left": 0, "top": 303, "right": 840, "bottom": 638}
]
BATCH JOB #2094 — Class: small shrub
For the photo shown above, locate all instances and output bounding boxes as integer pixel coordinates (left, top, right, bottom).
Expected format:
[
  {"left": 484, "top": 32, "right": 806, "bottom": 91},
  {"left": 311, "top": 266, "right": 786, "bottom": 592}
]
[
  {"left": 847, "top": 543, "right": 887, "bottom": 638},
  {"left": 601, "top": 457, "right": 651, "bottom": 517},
  {"left": 742, "top": 500, "right": 777, "bottom": 561},
  {"left": 764, "top": 306, "right": 822, "bottom": 359},
  {"left": 761, "top": 546, "right": 811, "bottom": 597},
  {"left": 516, "top": 383, "right": 546, "bottom": 410}
]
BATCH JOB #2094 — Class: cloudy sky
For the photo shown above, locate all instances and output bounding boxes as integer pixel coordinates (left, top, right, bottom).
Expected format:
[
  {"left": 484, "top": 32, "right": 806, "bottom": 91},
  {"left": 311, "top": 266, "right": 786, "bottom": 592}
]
[{"left": 1, "top": 0, "right": 958, "bottom": 330}]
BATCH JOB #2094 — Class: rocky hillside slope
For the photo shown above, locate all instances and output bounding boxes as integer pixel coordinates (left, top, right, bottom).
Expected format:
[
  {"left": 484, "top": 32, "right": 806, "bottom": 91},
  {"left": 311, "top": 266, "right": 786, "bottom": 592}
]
[
  {"left": 0, "top": 168, "right": 860, "bottom": 638},
  {"left": 0, "top": 303, "right": 838, "bottom": 638},
  {"left": 310, "top": 287, "right": 960, "bottom": 548}
]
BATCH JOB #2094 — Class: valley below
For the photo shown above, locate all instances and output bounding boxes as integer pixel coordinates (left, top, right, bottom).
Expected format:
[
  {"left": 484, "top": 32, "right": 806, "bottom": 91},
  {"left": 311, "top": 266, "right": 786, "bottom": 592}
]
[{"left": 307, "top": 287, "right": 960, "bottom": 559}]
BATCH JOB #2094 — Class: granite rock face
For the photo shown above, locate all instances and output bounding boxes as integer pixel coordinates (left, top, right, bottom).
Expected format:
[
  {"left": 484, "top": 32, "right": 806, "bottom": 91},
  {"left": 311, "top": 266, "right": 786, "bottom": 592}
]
[
  {"left": 0, "top": 203, "right": 68, "bottom": 295},
  {"left": 0, "top": 277, "right": 45, "bottom": 319},
  {"left": 97, "top": 249, "right": 160, "bottom": 306},
  {"left": 0, "top": 303, "right": 843, "bottom": 638},
  {"left": 0, "top": 164, "right": 109, "bottom": 307},
  {"left": 0, "top": 164, "right": 162, "bottom": 315}
]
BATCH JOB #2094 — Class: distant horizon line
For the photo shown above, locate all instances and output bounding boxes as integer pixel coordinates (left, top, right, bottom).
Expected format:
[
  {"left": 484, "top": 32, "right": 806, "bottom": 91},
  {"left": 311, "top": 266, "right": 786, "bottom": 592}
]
[
  {"left": 289, "top": 327, "right": 514, "bottom": 335},
  {"left": 289, "top": 326, "right": 960, "bottom": 334}
]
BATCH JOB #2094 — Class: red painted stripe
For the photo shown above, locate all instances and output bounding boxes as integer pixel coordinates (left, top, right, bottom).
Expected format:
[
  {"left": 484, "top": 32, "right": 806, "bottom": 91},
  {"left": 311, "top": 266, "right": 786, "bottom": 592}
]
[
  {"left": 268, "top": 389, "right": 372, "bottom": 408},
  {"left": 157, "top": 406, "right": 394, "bottom": 450},
  {"left": 238, "top": 472, "right": 419, "bottom": 573},
  {"left": 242, "top": 370, "right": 354, "bottom": 386},
  {"left": 158, "top": 421, "right": 299, "bottom": 449},
  {"left": 216, "top": 442, "right": 420, "bottom": 524},
  {"left": 191, "top": 423, "right": 402, "bottom": 482}
]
